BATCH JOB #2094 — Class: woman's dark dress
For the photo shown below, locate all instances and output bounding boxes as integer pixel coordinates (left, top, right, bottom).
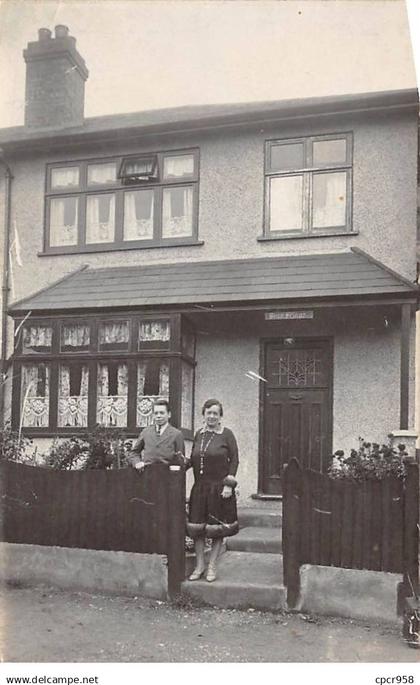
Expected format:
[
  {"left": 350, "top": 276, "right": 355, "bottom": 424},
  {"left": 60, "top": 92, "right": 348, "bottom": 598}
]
[{"left": 187, "top": 427, "right": 239, "bottom": 539}]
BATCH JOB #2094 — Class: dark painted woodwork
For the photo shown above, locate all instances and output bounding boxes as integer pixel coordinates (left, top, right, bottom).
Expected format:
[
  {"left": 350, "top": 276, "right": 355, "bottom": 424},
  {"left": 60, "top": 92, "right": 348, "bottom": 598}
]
[
  {"left": 282, "top": 459, "right": 419, "bottom": 609},
  {"left": 10, "top": 251, "right": 416, "bottom": 314},
  {"left": 1, "top": 461, "right": 186, "bottom": 596},
  {"left": 400, "top": 303, "right": 411, "bottom": 430},
  {"left": 261, "top": 338, "right": 332, "bottom": 495}
]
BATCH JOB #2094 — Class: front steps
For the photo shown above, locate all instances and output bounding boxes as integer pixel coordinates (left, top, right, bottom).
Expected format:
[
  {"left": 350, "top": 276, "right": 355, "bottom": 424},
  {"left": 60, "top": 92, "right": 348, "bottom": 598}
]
[{"left": 181, "top": 503, "right": 286, "bottom": 610}]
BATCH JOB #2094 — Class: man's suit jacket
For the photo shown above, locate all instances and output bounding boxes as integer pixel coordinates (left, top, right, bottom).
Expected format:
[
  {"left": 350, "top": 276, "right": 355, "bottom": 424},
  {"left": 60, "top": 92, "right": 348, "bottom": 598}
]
[{"left": 129, "top": 424, "right": 185, "bottom": 467}]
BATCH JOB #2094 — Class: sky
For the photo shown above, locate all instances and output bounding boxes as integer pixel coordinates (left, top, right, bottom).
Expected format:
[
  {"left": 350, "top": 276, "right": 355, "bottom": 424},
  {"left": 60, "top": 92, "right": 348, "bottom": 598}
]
[{"left": 0, "top": 0, "right": 418, "bottom": 128}]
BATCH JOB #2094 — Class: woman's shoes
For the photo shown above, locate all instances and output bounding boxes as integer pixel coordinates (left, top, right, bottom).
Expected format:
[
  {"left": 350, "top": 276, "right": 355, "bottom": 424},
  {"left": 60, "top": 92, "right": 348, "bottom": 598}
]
[
  {"left": 206, "top": 565, "right": 217, "bottom": 582},
  {"left": 188, "top": 567, "right": 205, "bottom": 581}
]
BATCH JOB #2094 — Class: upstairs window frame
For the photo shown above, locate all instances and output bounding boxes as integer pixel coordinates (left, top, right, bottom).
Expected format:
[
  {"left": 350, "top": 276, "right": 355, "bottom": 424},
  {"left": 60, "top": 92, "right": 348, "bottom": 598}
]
[
  {"left": 263, "top": 132, "right": 353, "bottom": 239},
  {"left": 44, "top": 148, "right": 200, "bottom": 254}
]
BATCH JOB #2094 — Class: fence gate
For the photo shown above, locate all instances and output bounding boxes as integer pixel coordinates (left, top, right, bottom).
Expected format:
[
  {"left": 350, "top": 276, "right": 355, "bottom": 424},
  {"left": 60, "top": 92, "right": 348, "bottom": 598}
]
[{"left": 282, "top": 457, "right": 419, "bottom": 609}]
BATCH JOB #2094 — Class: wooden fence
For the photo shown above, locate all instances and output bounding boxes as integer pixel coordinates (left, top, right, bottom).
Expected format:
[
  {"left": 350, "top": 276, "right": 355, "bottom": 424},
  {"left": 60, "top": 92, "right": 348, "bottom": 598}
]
[
  {"left": 0, "top": 460, "right": 186, "bottom": 596},
  {"left": 283, "top": 458, "right": 419, "bottom": 608}
]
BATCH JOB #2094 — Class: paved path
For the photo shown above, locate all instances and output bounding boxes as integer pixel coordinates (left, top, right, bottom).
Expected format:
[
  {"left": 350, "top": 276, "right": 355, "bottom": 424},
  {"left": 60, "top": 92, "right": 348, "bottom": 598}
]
[{"left": 1, "top": 585, "right": 418, "bottom": 663}]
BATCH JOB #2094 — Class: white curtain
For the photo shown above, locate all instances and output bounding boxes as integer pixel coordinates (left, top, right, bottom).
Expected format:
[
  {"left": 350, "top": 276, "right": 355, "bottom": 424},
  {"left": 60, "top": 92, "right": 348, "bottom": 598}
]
[
  {"left": 49, "top": 197, "right": 78, "bottom": 246},
  {"left": 23, "top": 325, "right": 52, "bottom": 350},
  {"left": 21, "top": 364, "right": 50, "bottom": 427},
  {"left": 97, "top": 363, "right": 128, "bottom": 427},
  {"left": 61, "top": 324, "right": 90, "bottom": 349},
  {"left": 181, "top": 362, "right": 193, "bottom": 430},
  {"left": 139, "top": 320, "right": 170, "bottom": 343},
  {"left": 87, "top": 163, "right": 116, "bottom": 185},
  {"left": 136, "top": 361, "right": 169, "bottom": 427},
  {"left": 164, "top": 155, "right": 194, "bottom": 179},
  {"left": 159, "top": 362, "right": 170, "bottom": 395},
  {"left": 124, "top": 191, "right": 154, "bottom": 240},
  {"left": 86, "top": 194, "right": 115, "bottom": 243},
  {"left": 162, "top": 186, "right": 193, "bottom": 237},
  {"left": 99, "top": 321, "right": 129, "bottom": 346},
  {"left": 58, "top": 365, "right": 89, "bottom": 427},
  {"left": 51, "top": 167, "right": 79, "bottom": 188}
]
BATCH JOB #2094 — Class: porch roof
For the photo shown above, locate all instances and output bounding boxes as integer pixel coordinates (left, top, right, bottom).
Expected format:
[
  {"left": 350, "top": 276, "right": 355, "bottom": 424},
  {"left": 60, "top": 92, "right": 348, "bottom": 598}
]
[{"left": 9, "top": 248, "right": 418, "bottom": 314}]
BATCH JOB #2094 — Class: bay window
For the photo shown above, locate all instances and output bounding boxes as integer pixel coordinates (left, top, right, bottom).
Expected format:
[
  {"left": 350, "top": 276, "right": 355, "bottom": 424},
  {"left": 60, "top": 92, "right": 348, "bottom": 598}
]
[
  {"left": 12, "top": 313, "right": 196, "bottom": 438},
  {"left": 44, "top": 148, "right": 199, "bottom": 253}
]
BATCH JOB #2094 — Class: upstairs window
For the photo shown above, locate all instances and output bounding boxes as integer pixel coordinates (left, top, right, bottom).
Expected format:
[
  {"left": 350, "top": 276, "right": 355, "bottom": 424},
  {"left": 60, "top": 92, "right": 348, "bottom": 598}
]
[
  {"left": 264, "top": 133, "right": 353, "bottom": 238},
  {"left": 45, "top": 149, "right": 199, "bottom": 253}
]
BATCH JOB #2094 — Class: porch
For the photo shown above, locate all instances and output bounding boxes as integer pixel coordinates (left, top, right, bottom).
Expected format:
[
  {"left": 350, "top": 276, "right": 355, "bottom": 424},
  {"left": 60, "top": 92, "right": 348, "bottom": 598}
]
[{"left": 8, "top": 248, "right": 418, "bottom": 502}]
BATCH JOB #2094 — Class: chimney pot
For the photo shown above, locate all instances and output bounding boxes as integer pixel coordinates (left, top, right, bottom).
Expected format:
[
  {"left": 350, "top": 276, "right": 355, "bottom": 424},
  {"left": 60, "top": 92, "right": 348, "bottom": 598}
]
[
  {"left": 55, "top": 25, "right": 69, "bottom": 38},
  {"left": 38, "top": 28, "right": 52, "bottom": 41},
  {"left": 23, "top": 26, "right": 88, "bottom": 129}
]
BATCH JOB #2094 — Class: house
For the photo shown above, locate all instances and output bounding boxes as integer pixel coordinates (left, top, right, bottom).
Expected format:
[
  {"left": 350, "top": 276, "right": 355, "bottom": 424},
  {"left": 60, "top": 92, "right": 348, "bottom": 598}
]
[{"left": 0, "top": 26, "right": 418, "bottom": 503}]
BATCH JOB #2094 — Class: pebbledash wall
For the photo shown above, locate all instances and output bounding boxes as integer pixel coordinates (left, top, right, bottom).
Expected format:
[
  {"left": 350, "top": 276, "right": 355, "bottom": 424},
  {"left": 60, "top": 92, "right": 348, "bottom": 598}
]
[{"left": 0, "top": 103, "right": 417, "bottom": 500}]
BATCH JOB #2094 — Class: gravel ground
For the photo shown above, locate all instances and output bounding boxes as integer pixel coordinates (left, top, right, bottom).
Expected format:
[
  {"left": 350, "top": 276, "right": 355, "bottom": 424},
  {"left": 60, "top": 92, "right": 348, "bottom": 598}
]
[{"left": 1, "top": 584, "right": 418, "bottom": 663}]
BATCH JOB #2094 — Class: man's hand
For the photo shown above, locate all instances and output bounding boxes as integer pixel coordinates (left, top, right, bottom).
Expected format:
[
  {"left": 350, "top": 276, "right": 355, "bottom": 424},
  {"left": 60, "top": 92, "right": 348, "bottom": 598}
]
[
  {"left": 221, "top": 485, "right": 232, "bottom": 499},
  {"left": 134, "top": 461, "right": 146, "bottom": 471}
]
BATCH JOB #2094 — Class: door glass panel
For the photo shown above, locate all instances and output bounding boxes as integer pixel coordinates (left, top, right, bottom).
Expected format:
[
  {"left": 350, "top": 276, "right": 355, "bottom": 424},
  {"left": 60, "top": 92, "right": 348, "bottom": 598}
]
[
  {"left": 97, "top": 362, "right": 128, "bottom": 427},
  {"left": 21, "top": 363, "right": 50, "bottom": 427},
  {"left": 270, "top": 143, "right": 304, "bottom": 172},
  {"left": 58, "top": 364, "right": 89, "bottom": 427},
  {"left": 123, "top": 190, "right": 154, "bottom": 241},
  {"left": 269, "top": 348, "right": 326, "bottom": 387},
  {"left": 312, "top": 171, "right": 347, "bottom": 228},
  {"left": 313, "top": 139, "right": 347, "bottom": 166},
  {"left": 269, "top": 175, "right": 303, "bottom": 231},
  {"left": 137, "top": 359, "right": 169, "bottom": 427}
]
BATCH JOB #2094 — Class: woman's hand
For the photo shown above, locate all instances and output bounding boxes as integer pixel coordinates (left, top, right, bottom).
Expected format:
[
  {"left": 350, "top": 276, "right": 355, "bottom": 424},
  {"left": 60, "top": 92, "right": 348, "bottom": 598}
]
[{"left": 221, "top": 485, "right": 232, "bottom": 499}]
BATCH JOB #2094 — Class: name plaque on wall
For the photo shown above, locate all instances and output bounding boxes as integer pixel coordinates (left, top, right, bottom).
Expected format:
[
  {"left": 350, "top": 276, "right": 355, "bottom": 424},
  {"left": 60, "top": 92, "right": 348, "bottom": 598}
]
[{"left": 265, "top": 310, "right": 314, "bottom": 321}]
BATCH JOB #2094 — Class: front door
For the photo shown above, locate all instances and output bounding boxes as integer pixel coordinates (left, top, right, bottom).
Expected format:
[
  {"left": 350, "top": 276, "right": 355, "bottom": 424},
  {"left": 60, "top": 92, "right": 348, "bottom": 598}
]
[{"left": 260, "top": 338, "right": 332, "bottom": 495}]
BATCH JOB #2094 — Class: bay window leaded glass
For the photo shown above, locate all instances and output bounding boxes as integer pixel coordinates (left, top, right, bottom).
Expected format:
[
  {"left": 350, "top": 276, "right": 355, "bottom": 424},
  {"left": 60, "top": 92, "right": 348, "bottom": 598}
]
[
  {"left": 181, "top": 361, "right": 194, "bottom": 430},
  {"left": 137, "top": 360, "right": 170, "bottom": 427},
  {"left": 60, "top": 323, "right": 90, "bottom": 352},
  {"left": 21, "top": 363, "right": 50, "bottom": 428},
  {"left": 58, "top": 364, "right": 89, "bottom": 427},
  {"left": 98, "top": 321, "right": 129, "bottom": 351},
  {"left": 14, "top": 313, "right": 195, "bottom": 435},
  {"left": 22, "top": 325, "right": 52, "bottom": 354},
  {"left": 138, "top": 319, "right": 171, "bottom": 350},
  {"left": 97, "top": 362, "right": 128, "bottom": 427}
]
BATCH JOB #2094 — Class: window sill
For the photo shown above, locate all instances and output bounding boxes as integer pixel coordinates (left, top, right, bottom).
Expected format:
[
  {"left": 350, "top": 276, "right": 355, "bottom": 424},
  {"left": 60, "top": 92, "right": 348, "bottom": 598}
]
[
  {"left": 38, "top": 239, "right": 204, "bottom": 256},
  {"left": 257, "top": 230, "right": 358, "bottom": 242}
]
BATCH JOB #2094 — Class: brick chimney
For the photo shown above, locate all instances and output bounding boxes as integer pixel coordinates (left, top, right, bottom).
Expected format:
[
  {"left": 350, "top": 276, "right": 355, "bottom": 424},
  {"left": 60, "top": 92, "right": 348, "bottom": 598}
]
[{"left": 23, "top": 26, "right": 89, "bottom": 129}]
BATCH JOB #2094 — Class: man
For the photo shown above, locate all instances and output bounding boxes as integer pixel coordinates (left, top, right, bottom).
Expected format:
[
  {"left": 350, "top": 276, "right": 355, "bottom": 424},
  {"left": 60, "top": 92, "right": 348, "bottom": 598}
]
[{"left": 128, "top": 399, "right": 185, "bottom": 471}]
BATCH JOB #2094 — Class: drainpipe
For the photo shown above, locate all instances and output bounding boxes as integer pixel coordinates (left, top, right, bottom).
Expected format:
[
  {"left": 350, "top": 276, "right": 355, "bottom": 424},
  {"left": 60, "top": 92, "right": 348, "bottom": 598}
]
[{"left": 0, "top": 149, "right": 13, "bottom": 431}]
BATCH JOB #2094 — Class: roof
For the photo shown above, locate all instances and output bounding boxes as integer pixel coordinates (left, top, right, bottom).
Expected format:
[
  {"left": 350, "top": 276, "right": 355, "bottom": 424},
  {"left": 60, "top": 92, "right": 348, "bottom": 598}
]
[
  {"left": 0, "top": 89, "right": 417, "bottom": 152},
  {"left": 9, "top": 249, "right": 418, "bottom": 315}
]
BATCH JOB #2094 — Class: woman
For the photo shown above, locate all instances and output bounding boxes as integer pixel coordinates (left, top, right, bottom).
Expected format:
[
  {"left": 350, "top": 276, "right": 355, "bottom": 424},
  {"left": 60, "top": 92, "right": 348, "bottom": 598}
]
[{"left": 186, "top": 398, "right": 239, "bottom": 582}]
